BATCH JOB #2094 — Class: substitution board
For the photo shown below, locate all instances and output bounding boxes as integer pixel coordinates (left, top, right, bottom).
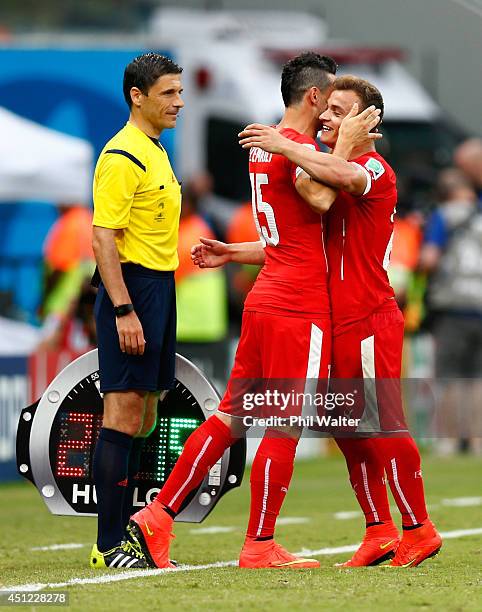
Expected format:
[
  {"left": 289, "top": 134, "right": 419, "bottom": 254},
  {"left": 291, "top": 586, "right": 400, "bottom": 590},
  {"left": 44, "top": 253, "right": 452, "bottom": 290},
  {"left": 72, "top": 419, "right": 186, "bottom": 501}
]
[{"left": 16, "top": 349, "right": 245, "bottom": 522}]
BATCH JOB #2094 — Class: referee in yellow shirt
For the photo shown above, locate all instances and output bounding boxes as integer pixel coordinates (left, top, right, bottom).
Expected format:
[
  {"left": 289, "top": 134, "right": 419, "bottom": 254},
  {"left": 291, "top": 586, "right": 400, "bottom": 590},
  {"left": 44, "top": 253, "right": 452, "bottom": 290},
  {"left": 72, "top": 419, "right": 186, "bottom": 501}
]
[{"left": 90, "top": 53, "right": 183, "bottom": 569}]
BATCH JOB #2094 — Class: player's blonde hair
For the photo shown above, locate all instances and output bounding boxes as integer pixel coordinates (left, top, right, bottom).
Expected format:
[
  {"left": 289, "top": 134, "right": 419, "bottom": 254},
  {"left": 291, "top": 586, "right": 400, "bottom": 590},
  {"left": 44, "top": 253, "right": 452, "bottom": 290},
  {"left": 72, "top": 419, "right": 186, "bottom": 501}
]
[{"left": 334, "top": 75, "right": 384, "bottom": 121}]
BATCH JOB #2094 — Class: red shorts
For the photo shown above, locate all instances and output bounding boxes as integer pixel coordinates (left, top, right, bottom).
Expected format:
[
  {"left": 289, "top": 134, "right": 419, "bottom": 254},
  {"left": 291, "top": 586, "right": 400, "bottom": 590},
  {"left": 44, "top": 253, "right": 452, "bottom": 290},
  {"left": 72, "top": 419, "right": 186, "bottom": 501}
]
[
  {"left": 328, "top": 308, "right": 407, "bottom": 434},
  {"left": 332, "top": 308, "right": 404, "bottom": 379},
  {"left": 219, "top": 310, "right": 331, "bottom": 418}
]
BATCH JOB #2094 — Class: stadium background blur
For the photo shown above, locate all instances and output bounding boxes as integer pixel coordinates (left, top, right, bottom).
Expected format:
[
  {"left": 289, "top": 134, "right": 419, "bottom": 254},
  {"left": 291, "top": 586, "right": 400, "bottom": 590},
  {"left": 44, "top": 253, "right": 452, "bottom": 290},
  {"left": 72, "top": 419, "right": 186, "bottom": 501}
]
[
  {"left": 0, "top": 2, "right": 481, "bottom": 608},
  {"left": 1, "top": 0, "right": 482, "bottom": 474},
  {"left": 1, "top": 0, "right": 482, "bottom": 542}
]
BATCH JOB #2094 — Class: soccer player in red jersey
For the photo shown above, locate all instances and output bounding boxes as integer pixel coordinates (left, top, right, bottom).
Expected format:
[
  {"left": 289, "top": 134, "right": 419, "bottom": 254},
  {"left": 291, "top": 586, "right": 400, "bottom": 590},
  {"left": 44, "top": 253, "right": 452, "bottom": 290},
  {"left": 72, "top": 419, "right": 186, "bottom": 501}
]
[
  {"left": 128, "top": 54, "right": 380, "bottom": 570},
  {"left": 233, "top": 76, "right": 442, "bottom": 568}
]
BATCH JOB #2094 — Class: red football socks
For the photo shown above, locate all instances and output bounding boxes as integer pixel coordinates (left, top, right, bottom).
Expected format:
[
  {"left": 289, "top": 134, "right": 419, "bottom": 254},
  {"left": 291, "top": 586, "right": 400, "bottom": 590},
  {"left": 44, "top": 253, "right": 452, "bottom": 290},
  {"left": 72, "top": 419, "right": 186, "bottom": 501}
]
[
  {"left": 336, "top": 436, "right": 429, "bottom": 528},
  {"left": 336, "top": 437, "right": 393, "bottom": 525},
  {"left": 377, "top": 436, "right": 428, "bottom": 527},
  {"left": 154, "top": 415, "right": 236, "bottom": 514},
  {"left": 246, "top": 434, "right": 298, "bottom": 539}
]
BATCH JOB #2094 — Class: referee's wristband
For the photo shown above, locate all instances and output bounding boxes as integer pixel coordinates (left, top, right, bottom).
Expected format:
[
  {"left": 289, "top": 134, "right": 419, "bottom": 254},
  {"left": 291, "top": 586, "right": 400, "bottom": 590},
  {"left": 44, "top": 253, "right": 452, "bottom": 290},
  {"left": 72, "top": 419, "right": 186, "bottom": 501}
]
[{"left": 114, "top": 303, "right": 134, "bottom": 318}]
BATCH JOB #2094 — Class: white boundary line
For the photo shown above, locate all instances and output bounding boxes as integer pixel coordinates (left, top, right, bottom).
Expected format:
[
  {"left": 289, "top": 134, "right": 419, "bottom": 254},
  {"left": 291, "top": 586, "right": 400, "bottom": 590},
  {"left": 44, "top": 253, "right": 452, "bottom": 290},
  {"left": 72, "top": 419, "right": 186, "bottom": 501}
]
[
  {"left": 6, "top": 527, "right": 482, "bottom": 593},
  {"left": 277, "top": 517, "right": 311, "bottom": 526},
  {"left": 441, "top": 496, "right": 482, "bottom": 507},
  {"left": 29, "top": 518, "right": 312, "bottom": 547},
  {"left": 30, "top": 543, "right": 86, "bottom": 552},
  {"left": 189, "top": 526, "right": 236, "bottom": 535},
  {"left": 334, "top": 496, "right": 482, "bottom": 520}
]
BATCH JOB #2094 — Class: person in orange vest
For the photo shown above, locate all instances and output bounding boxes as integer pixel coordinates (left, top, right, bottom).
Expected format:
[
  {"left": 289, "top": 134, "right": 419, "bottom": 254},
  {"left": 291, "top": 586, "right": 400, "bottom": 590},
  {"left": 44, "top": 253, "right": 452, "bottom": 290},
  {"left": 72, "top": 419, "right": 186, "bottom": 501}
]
[
  {"left": 39, "top": 204, "right": 96, "bottom": 351},
  {"left": 226, "top": 201, "right": 262, "bottom": 308},
  {"left": 176, "top": 179, "right": 228, "bottom": 344},
  {"left": 388, "top": 211, "right": 424, "bottom": 332}
]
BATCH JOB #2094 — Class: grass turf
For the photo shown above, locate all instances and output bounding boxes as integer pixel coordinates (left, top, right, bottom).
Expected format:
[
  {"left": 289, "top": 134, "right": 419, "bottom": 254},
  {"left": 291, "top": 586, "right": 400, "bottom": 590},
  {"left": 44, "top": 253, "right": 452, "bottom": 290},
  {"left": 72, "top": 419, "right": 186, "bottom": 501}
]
[{"left": 1, "top": 453, "right": 481, "bottom": 611}]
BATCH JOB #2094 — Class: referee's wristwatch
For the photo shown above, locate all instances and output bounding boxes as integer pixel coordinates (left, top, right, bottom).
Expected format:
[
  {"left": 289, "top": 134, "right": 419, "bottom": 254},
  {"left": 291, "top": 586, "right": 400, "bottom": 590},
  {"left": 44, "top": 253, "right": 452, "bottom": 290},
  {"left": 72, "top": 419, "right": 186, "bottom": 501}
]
[{"left": 114, "top": 303, "right": 134, "bottom": 318}]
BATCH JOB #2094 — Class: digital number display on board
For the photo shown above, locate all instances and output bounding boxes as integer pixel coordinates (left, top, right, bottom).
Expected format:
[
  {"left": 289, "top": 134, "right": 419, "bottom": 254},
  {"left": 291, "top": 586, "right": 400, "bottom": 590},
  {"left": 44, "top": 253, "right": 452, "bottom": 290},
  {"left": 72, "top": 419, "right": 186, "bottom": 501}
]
[{"left": 17, "top": 350, "right": 245, "bottom": 523}]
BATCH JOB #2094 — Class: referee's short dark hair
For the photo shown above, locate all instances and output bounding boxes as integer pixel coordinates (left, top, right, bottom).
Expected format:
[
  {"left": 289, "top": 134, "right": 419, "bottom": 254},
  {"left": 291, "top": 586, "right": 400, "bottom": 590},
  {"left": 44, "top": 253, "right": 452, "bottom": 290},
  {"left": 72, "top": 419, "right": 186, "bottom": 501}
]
[
  {"left": 281, "top": 52, "right": 337, "bottom": 107},
  {"left": 123, "top": 53, "right": 183, "bottom": 108}
]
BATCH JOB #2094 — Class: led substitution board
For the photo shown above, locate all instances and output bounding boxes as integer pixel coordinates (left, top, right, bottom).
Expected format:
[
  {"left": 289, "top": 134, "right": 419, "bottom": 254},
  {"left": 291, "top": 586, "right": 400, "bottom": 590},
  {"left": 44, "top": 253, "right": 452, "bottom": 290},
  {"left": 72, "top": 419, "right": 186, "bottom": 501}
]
[{"left": 16, "top": 350, "right": 245, "bottom": 522}]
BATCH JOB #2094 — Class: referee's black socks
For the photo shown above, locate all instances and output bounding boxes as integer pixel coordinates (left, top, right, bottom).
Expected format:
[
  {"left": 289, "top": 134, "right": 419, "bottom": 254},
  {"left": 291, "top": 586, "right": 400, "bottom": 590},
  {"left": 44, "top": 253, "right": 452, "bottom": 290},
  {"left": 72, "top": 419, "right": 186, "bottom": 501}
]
[
  {"left": 93, "top": 427, "right": 133, "bottom": 552},
  {"left": 121, "top": 437, "right": 145, "bottom": 528}
]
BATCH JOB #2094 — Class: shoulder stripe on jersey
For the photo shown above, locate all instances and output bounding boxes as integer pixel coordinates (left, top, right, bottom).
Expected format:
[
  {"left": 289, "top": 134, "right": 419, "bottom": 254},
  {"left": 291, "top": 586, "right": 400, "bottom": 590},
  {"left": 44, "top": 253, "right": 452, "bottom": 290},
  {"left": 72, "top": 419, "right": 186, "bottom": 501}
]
[
  {"left": 104, "top": 149, "right": 146, "bottom": 172},
  {"left": 351, "top": 162, "right": 372, "bottom": 196},
  {"left": 148, "top": 136, "right": 165, "bottom": 152},
  {"left": 295, "top": 143, "right": 317, "bottom": 179}
]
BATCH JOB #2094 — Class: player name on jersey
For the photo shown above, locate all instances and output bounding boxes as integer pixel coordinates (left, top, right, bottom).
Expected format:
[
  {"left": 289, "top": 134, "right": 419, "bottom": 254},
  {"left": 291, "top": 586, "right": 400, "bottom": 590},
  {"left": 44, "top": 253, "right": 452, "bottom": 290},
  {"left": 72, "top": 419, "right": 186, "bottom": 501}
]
[{"left": 249, "top": 147, "right": 273, "bottom": 163}]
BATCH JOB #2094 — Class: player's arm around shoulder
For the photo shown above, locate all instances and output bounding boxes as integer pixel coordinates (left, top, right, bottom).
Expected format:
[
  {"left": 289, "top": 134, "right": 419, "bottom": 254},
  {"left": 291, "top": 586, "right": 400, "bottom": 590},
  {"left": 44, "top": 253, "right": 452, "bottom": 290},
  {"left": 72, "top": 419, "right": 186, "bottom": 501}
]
[
  {"left": 239, "top": 107, "right": 380, "bottom": 195},
  {"left": 345, "top": 155, "right": 392, "bottom": 200},
  {"left": 295, "top": 171, "right": 338, "bottom": 214},
  {"left": 274, "top": 133, "right": 369, "bottom": 196},
  {"left": 332, "top": 161, "right": 369, "bottom": 197},
  {"left": 240, "top": 126, "right": 346, "bottom": 188},
  {"left": 289, "top": 136, "right": 338, "bottom": 214}
]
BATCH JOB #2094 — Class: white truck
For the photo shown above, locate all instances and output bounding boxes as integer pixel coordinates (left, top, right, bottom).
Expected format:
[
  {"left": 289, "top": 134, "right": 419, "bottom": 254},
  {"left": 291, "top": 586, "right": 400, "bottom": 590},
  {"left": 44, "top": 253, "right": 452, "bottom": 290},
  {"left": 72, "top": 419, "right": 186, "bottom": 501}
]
[
  {"left": 148, "top": 8, "right": 463, "bottom": 219},
  {"left": 0, "top": 7, "right": 462, "bottom": 215}
]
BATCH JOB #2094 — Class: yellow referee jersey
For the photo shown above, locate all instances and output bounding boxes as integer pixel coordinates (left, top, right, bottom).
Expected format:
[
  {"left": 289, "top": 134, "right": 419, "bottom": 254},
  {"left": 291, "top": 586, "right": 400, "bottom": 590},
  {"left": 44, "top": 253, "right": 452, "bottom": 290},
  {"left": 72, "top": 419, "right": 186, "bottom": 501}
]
[{"left": 93, "top": 122, "right": 181, "bottom": 271}]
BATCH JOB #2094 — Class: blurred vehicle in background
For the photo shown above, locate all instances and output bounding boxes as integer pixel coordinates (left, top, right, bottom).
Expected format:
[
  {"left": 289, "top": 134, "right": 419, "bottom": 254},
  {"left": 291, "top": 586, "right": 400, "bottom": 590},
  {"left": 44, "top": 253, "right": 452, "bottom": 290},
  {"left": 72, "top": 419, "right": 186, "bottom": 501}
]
[
  {"left": 0, "top": 9, "right": 464, "bottom": 236},
  {"left": 147, "top": 8, "right": 465, "bottom": 221}
]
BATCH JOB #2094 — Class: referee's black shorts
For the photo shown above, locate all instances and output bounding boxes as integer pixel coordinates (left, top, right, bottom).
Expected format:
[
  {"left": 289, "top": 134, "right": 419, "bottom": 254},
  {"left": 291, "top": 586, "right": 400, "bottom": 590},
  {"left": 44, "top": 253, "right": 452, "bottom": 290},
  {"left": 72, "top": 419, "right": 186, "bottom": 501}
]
[{"left": 94, "top": 263, "right": 176, "bottom": 393}]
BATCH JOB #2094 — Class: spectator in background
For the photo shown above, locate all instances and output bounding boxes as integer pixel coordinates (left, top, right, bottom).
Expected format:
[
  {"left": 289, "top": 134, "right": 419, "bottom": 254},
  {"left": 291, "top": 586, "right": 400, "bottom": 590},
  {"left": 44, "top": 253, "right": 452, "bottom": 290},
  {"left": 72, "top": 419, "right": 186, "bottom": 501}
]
[
  {"left": 388, "top": 210, "right": 424, "bottom": 329},
  {"left": 176, "top": 178, "right": 228, "bottom": 383},
  {"left": 192, "top": 170, "right": 235, "bottom": 238},
  {"left": 419, "top": 168, "right": 482, "bottom": 454},
  {"left": 226, "top": 201, "right": 262, "bottom": 312},
  {"left": 38, "top": 204, "right": 96, "bottom": 352},
  {"left": 454, "top": 138, "right": 482, "bottom": 199}
]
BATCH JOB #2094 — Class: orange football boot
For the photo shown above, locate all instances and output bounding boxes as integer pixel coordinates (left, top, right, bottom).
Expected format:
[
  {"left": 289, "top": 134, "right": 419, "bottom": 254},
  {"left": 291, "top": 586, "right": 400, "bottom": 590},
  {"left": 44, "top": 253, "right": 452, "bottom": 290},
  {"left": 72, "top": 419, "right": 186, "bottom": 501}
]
[
  {"left": 389, "top": 520, "right": 442, "bottom": 567},
  {"left": 239, "top": 538, "right": 320, "bottom": 569},
  {"left": 336, "top": 522, "right": 400, "bottom": 567},
  {"left": 128, "top": 505, "right": 176, "bottom": 569}
]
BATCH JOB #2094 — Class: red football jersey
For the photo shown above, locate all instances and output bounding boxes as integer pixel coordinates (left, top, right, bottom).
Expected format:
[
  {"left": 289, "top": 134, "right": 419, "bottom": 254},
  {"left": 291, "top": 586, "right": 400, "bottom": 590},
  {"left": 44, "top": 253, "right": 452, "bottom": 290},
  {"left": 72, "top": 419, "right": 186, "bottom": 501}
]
[
  {"left": 244, "top": 128, "right": 330, "bottom": 318},
  {"left": 326, "top": 151, "right": 398, "bottom": 335}
]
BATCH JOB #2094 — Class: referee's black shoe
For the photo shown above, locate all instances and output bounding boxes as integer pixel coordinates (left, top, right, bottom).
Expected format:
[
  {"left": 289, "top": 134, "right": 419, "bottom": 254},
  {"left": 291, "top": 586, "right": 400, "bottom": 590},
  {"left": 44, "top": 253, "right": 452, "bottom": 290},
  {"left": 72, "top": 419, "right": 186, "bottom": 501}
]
[{"left": 90, "top": 540, "right": 148, "bottom": 569}]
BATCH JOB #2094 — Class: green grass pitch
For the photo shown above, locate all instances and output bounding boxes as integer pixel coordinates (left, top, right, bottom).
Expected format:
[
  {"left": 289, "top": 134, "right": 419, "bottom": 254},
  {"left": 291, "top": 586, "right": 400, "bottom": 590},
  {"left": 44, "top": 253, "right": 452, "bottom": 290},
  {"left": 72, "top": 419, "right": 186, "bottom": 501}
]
[{"left": 1, "top": 453, "right": 481, "bottom": 611}]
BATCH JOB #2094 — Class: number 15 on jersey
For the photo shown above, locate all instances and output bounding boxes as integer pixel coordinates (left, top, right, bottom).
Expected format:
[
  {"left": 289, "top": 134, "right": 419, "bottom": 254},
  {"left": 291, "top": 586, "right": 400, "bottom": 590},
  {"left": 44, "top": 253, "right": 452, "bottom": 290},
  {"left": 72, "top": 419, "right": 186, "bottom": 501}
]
[{"left": 250, "top": 172, "right": 280, "bottom": 247}]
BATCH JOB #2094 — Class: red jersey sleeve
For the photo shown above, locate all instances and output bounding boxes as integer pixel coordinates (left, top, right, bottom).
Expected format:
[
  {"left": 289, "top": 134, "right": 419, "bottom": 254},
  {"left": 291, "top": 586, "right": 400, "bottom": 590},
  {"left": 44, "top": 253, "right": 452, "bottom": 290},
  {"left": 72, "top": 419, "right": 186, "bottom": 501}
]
[
  {"left": 279, "top": 129, "right": 320, "bottom": 187},
  {"left": 351, "top": 154, "right": 395, "bottom": 199}
]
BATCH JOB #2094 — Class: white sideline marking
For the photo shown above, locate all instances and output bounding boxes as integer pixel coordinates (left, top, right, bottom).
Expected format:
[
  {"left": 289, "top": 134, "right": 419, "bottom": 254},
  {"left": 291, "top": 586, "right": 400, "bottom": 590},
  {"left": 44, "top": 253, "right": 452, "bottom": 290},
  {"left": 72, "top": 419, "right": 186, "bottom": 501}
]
[
  {"left": 5, "top": 527, "right": 482, "bottom": 593},
  {"left": 335, "top": 504, "right": 441, "bottom": 520},
  {"left": 189, "top": 518, "right": 310, "bottom": 534},
  {"left": 189, "top": 526, "right": 236, "bottom": 535},
  {"left": 333, "top": 496, "right": 482, "bottom": 520},
  {"left": 438, "top": 527, "right": 482, "bottom": 539},
  {"left": 441, "top": 496, "right": 482, "bottom": 507},
  {"left": 30, "top": 518, "right": 311, "bottom": 549},
  {"left": 334, "top": 511, "right": 362, "bottom": 520},
  {"left": 190, "top": 518, "right": 309, "bottom": 534},
  {"left": 277, "top": 517, "right": 310, "bottom": 526},
  {"left": 31, "top": 543, "right": 86, "bottom": 551}
]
